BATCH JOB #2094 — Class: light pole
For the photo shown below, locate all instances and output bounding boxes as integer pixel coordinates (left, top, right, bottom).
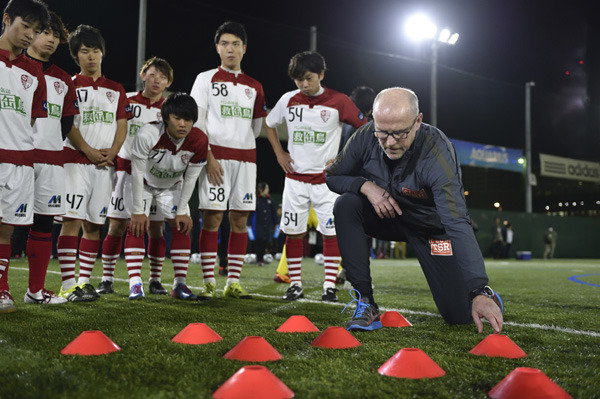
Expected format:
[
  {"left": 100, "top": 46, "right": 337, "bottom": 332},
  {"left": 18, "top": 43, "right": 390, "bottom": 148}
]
[
  {"left": 525, "top": 81, "right": 535, "bottom": 213},
  {"left": 405, "top": 14, "right": 459, "bottom": 126}
]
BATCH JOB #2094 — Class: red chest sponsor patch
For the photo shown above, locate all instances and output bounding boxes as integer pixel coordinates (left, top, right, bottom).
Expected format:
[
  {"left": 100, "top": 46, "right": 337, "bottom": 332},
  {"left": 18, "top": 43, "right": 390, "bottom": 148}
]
[
  {"left": 429, "top": 239, "right": 453, "bottom": 256},
  {"left": 402, "top": 187, "right": 428, "bottom": 199}
]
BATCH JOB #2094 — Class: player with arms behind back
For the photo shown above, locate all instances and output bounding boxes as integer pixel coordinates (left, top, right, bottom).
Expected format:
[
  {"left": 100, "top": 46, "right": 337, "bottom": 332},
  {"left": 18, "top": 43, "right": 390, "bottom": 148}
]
[
  {"left": 98, "top": 57, "right": 173, "bottom": 297},
  {"left": 190, "top": 21, "right": 267, "bottom": 300}
]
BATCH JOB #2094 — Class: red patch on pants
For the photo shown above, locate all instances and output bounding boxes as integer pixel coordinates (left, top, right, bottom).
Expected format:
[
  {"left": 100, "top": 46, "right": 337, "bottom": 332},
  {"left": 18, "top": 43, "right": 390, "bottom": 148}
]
[{"left": 429, "top": 239, "right": 453, "bottom": 256}]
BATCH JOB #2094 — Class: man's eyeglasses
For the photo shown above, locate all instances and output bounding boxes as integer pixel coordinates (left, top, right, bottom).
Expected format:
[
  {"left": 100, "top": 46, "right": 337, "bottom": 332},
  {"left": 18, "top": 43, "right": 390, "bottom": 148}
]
[{"left": 373, "top": 116, "right": 418, "bottom": 141}]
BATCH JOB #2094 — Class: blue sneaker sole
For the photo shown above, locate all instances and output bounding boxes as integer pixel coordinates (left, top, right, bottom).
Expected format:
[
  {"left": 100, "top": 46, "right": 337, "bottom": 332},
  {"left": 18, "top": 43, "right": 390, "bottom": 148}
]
[{"left": 346, "top": 321, "right": 383, "bottom": 331}]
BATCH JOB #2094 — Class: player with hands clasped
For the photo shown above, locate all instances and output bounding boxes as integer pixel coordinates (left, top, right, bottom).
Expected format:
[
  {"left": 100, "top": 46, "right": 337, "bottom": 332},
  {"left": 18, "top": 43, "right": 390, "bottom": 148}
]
[
  {"left": 326, "top": 87, "right": 503, "bottom": 333},
  {"left": 127, "top": 93, "right": 208, "bottom": 300}
]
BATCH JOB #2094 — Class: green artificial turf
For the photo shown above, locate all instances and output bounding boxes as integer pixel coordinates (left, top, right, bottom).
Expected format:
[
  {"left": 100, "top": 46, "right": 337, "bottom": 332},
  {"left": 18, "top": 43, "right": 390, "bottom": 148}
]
[{"left": 1, "top": 257, "right": 599, "bottom": 398}]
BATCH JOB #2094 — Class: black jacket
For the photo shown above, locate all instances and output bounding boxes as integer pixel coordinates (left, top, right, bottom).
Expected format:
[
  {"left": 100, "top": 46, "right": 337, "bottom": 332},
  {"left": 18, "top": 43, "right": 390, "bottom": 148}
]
[{"left": 326, "top": 121, "right": 488, "bottom": 290}]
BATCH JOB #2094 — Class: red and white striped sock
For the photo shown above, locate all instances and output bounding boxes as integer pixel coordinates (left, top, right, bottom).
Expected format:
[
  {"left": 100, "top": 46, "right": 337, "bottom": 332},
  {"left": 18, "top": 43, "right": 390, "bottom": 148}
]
[
  {"left": 148, "top": 237, "right": 166, "bottom": 282},
  {"left": 77, "top": 238, "right": 100, "bottom": 285},
  {"left": 26, "top": 230, "right": 52, "bottom": 293},
  {"left": 226, "top": 231, "right": 248, "bottom": 285},
  {"left": 57, "top": 235, "right": 78, "bottom": 290},
  {"left": 323, "top": 236, "right": 341, "bottom": 289},
  {"left": 285, "top": 237, "right": 303, "bottom": 287},
  {"left": 101, "top": 233, "right": 122, "bottom": 283},
  {"left": 0, "top": 243, "right": 11, "bottom": 291},
  {"left": 171, "top": 231, "right": 191, "bottom": 287},
  {"left": 125, "top": 229, "right": 145, "bottom": 287},
  {"left": 199, "top": 229, "right": 218, "bottom": 285}
]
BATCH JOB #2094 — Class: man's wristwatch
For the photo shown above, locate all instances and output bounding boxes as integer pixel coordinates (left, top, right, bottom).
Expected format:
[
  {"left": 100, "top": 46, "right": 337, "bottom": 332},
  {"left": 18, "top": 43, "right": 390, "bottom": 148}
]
[{"left": 469, "top": 285, "right": 495, "bottom": 301}]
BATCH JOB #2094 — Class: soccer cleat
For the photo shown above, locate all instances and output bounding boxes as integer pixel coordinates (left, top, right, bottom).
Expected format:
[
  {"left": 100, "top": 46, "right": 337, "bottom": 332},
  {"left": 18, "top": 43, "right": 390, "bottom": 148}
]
[
  {"left": 342, "top": 289, "right": 382, "bottom": 331},
  {"left": 128, "top": 283, "right": 145, "bottom": 300},
  {"left": 0, "top": 290, "right": 17, "bottom": 313},
  {"left": 282, "top": 284, "right": 304, "bottom": 300},
  {"left": 58, "top": 285, "right": 96, "bottom": 302},
  {"left": 78, "top": 283, "right": 100, "bottom": 300},
  {"left": 96, "top": 280, "right": 114, "bottom": 294},
  {"left": 197, "top": 282, "right": 216, "bottom": 301},
  {"left": 224, "top": 282, "right": 252, "bottom": 299},
  {"left": 171, "top": 283, "right": 197, "bottom": 300},
  {"left": 24, "top": 288, "right": 67, "bottom": 305},
  {"left": 149, "top": 281, "right": 168, "bottom": 295},
  {"left": 218, "top": 267, "right": 228, "bottom": 276},
  {"left": 322, "top": 287, "right": 339, "bottom": 302},
  {"left": 273, "top": 273, "right": 291, "bottom": 284}
]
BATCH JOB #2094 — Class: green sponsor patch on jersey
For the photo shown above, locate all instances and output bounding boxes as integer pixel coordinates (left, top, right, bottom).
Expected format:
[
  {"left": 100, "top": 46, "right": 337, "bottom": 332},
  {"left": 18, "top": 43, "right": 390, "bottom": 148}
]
[
  {"left": 292, "top": 130, "right": 326, "bottom": 145},
  {"left": 148, "top": 166, "right": 185, "bottom": 179},
  {"left": 220, "top": 104, "right": 252, "bottom": 119},
  {"left": 0, "top": 94, "right": 26, "bottom": 115},
  {"left": 47, "top": 103, "right": 62, "bottom": 119},
  {"left": 82, "top": 110, "right": 115, "bottom": 125}
]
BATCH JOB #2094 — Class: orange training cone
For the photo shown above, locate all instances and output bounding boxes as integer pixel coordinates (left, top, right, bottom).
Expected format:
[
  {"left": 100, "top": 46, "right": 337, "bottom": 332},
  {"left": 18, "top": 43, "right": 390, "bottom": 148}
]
[
  {"left": 276, "top": 315, "right": 320, "bottom": 333},
  {"left": 489, "top": 367, "right": 572, "bottom": 399},
  {"left": 172, "top": 323, "right": 223, "bottom": 345},
  {"left": 380, "top": 311, "right": 412, "bottom": 328},
  {"left": 310, "top": 326, "right": 361, "bottom": 349},
  {"left": 60, "top": 330, "right": 121, "bottom": 356},
  {"left": 212, "top": 365, "right": 294, "bottom": 399},
  {"left": 378, "top": 348, "right": 445, "bottom": 379},
  {"left": 223, "top": 336, "right": 282, "bottom": 362},
  {"left": 469, "top": 334, "right": 527, "bottom": 359}
]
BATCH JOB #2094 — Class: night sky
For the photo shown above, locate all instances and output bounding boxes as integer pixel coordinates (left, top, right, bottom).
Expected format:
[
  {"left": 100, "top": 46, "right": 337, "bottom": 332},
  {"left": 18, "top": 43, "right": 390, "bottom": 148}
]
[{"left": 10, "top": 0, "right": 598, "bottom": 192}]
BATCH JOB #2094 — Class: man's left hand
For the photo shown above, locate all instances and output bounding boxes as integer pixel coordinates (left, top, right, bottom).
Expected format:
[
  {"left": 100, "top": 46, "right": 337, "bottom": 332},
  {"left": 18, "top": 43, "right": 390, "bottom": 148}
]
[
  {"left": 471, "top": 295, "right": 503, "bottom": 334},
  {"left": 175, "top": 215, "right": 193, "bottom": 235}
]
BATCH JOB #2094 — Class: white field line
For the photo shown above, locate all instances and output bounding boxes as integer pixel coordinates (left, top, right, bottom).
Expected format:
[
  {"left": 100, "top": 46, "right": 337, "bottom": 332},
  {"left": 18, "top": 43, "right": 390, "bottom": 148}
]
[{"left": 11, "top": 266, "right": 600, "bottom": 338}]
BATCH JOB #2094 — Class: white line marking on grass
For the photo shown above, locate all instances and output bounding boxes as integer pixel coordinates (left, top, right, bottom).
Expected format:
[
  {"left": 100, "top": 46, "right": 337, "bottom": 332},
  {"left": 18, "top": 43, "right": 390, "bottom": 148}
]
[{"left": 11, "top": 266, "right": 600, "bottom": 337}]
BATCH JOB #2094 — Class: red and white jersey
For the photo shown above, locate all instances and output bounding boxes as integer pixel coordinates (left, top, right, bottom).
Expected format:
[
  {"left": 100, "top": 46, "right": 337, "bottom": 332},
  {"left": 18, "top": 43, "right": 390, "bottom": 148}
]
[
  {"left": 0, "top": 49, "right": 47, "bottom": 166},
  {"left": 130, "top": 122, "right": 209, "bottom": 189},
  {"left": 114, "top": 92, "right": 164, "bottom": 175},
  {"left": 64, "top": 74, "right": 131, "bottom": 164},
  {"left": 190, "top": 66, "right": 267, "bottom": 163},
  {"left": 32, "top": 64, "right": 79, "bottom": 165},
  {"left": 266, "top": 87, "right": 367, "bottom": 177}
]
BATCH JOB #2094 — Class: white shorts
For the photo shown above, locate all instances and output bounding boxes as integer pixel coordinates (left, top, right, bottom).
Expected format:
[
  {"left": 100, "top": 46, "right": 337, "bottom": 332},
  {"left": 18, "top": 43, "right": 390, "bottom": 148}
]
[
  {"left": 140, "top": 183, "right": 188, "bottom": 221},
  {"left": 0, "top": 163, "right": 34, "bottom": 225},
  {"left": 280, "top": 178, "right": 338, "bottom": 236},
  {"left": 33, "top": 163, "right": 65, "bottom": 216},
  {"left": 107, "top": 171, "right": 133, "bottom": 220},
  {"left": 198, "top": 159, "right": 256, "bottom": 212},
  {"left": 63, "top": 163, "right": 114, "bottom": 225}
]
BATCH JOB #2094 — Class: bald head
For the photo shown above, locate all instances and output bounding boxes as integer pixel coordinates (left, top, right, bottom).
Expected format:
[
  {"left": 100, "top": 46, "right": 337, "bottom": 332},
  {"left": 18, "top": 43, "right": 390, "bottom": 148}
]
[{"left": 373, "top": 87, "right": 419, "bottom": 122}]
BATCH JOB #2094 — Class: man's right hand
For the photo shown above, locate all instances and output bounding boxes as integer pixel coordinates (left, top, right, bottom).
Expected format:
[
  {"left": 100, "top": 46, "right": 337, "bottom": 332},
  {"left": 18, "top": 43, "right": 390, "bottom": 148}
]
[
  {"left": 82, "top": 146, "right": 109, "bottom": 166},
  {"left": 206, "top": 151, "right": 224, "bottom": 186},
  {"left": 360, "top": 181, "right": 402, "bottom": 219},
  {"left": 276, "top": 151, "right": 295, "bottom": 174},
  {"left": 130, "top": 213, "right": 149, "bottom": 238}
]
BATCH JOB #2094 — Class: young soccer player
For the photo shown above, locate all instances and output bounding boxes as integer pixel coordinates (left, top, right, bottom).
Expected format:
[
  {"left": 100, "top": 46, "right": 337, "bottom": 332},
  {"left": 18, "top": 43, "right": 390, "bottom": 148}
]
[
  {"left": 0, "top": 0, "right": 49, "bottom": 313},
  {"left": 190, "top": 21, "right": 267, "bottom": 300},
  {"left": 22, "top": 10, "right": 86, "bottom": 305},
  {"left": 98, "top": 57, "right": 173, "bottom": 296},
  {"left": 126, "top": 92, "right": 208, "bottom": 300},
  {"left": 57, "top": 24, "right": 131, "bottom": 302},
  {"left": 265, "top": 51, "right": 367, "bottom": 302}
]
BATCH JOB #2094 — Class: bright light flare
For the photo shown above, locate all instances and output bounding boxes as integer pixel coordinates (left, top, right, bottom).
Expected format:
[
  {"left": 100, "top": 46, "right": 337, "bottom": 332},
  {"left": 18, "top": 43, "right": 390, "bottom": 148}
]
[
  {"left": 405, "top": 14, "right": 437, "bottom": 41},
  {"left": 448, "top": 32, "right": 459, "bottom": 45}
]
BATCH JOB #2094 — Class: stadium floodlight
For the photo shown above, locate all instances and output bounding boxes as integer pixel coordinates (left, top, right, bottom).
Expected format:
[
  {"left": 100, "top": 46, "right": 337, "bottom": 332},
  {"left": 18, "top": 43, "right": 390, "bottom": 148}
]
[
  {"left": 404, "top": 14, "right": 437, "bottom": 41},
  {"left": 404, "top": 13, "right": 459, "bottom": 126}
]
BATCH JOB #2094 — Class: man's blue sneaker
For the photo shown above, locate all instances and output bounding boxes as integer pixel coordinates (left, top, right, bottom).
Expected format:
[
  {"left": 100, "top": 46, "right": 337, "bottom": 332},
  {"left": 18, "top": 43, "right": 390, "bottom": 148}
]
[
  {"left": 171, "top": 283, "right": 197, "bottom": 300},
  {"left": 342, "top": 289, "right": 382, "bottom": 331},
  {"left": 128, "top": 283, "right": 145, "bottom": 300}
]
